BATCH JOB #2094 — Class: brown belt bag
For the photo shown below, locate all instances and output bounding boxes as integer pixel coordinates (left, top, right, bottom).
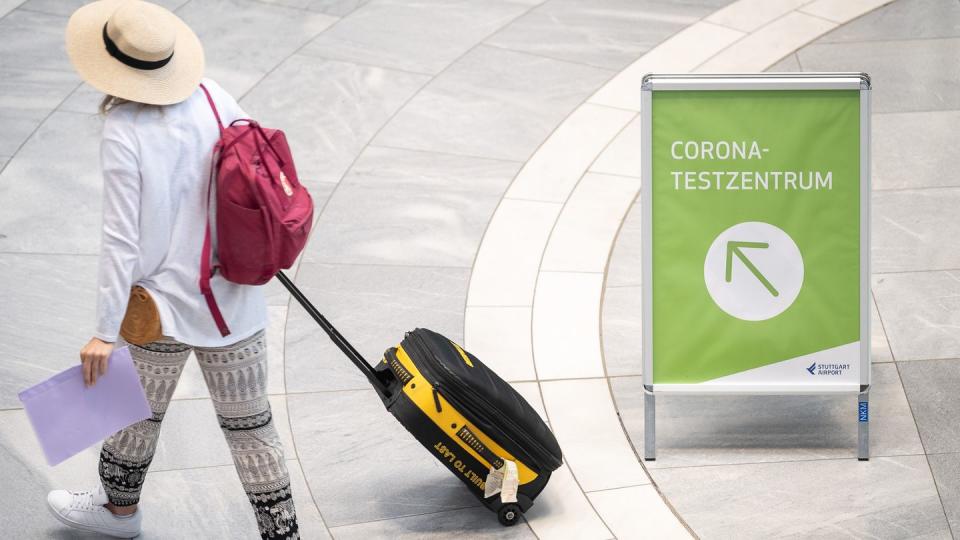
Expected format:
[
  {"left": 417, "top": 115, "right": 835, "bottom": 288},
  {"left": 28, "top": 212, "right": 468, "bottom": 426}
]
[{"left": 119, "top": 286, "right": 162, "bottom": 345}]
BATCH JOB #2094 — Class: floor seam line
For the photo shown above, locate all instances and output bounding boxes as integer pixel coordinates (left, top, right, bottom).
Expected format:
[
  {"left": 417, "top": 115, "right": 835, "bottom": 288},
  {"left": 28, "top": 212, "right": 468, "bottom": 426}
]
[
  {"left": 365, "top": 143, "right": 525, "bottom": 164},
  {"left": 287, "top": 50, "right": 435, "bottom": 77},
  {"left": 892, "top": 363, "right": 955, "bottom": 537},
  {"left": 480, "top": 41, "right": 630, "bottom": 72}
]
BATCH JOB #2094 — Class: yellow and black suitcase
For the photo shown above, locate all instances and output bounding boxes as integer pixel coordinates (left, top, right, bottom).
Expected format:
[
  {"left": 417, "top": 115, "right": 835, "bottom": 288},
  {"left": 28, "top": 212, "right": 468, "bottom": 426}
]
[{"left": 278, "top": 272, "right": 562, "bottom": 526}]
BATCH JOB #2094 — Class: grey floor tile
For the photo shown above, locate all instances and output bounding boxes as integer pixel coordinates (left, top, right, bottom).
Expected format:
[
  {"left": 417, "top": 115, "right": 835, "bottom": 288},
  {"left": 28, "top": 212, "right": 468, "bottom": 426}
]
[
  {"left": 871, "top": 295, "right": 895, "bottom": 363},
  {"left": 153, "top": 395, "right": 302, "bottom": 473},
  {"left": 611, "top": 362, "right": 923, "bottom": 468},
  {"left": 604, "top": 200, "right": 641, "bottom": 288},
  {"left": 240, "top": 54, "right": 429, "bottom": 184},
  {"left": 0, "top": 9, "right": 72, "bottom": 72},
  {"left": 147, "top": 398, "right": 233, "bottom": 472},
  {"left": 374, "top": 45, "right": 613, "bottom": 162},
  {"left": 0, "top": 254, "right": 99, "bottom": 409},
  {"left": 283, "top": 262, "right": 468, "bottom": 393},
  {"left": 650, "top": 455, "right": 952, "bottom": 539},
  {"left": 0, "top": 107, "right": 45, "bottom": 158},
  {"left": 264, "top": 181, "right": 337, "bottom": 306},
  {"left": 873, "top": 110, "right": 960, "bottom": 190},
  {"left": 766, "top": 52, "right": 801, "bottom": 72},
  {"left": 136, "top": 461, "right": 328, "bottom": 539},
  {"left": 873, "top": 188, "right": 960, "bottom": 274},
  {"left": 898, "top": 358, "right": 960, "bottom": 454},
  {"left": 19, "top": 0, "right": 189, "bottom": 16},
  {"left": 168, "top": 350, "right": 216, "bottom": 401},
  {"left": 177, "top": 0, "right": 338, "bottom": 97},
  {"left": 873, "top": 271, "right": 960, "bottom": 362},
  {"left": 0, "top": 408, "right": 101, "bottom": 490},
  {"left": 57, "top": 82, "right": 105, "bottom": 115},
  {"left": 797, "top": 38, "right": 960, "bottom": 113},
  {"left": 928, "top": 452, "right": 960, "bottom": 535},
  {"left": 0, "top": 69, "right": 80, "bottom": 155},
  {"left": 818, "top": 0, "right": 960, "bottom": 43},
  {"left": 301, "top": 0, "right": 531, "bottom": 75},
  {"left": 0, "top": 421, "right": 98, "bottom": 538},
  {"left": 267, "top": 307, "right": 290, "bottom": 395},
  {"left": 0, "top": 0, "right": 19, "bottom": 18},
  {"left": 305, "top": 146, "right": 517, "bottom": 267},
  {"left": 0, "top": 111, "right": 104, "bottom": 254},
  {"left": 0, "top": 68, "right": 79, "bottom": 113},
  {"left": 486, "top": 0, "right": 708, "bottom": 70},
  {"left": 262, "top": 181, "right": 337, "bottom": 307},
  {"left": 671, "top": 0, "right": 734, "bottom": 7},
  {"left": 601, "top": 285, "right": 642, "bottom": 377},
  {"left": 264, "top": 266, "right": 300, "bottom": 307},
  {"left": 329, "top": 505, "right": 536, "bottom": 538},
  {"left": 287, "top": 389, "right": 480, "bottom": 527},
  {"left": 255, "top": 0, "right": 369, "bottom": 16},
  {"left": 304, "top": 179, "right": 340, "bottom": 218}
]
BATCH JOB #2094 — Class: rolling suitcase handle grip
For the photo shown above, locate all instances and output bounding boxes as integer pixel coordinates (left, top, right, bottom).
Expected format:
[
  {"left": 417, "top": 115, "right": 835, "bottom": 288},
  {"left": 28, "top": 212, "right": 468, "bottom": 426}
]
[{"left": 275, "top": 271, "right": 391, "bottom": 397}]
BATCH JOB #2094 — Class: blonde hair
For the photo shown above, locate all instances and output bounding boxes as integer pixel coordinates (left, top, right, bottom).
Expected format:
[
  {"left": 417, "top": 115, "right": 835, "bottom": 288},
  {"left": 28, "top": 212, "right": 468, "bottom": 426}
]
[{"left": 99, "top": 94, "right": 131, "bottom": 115}]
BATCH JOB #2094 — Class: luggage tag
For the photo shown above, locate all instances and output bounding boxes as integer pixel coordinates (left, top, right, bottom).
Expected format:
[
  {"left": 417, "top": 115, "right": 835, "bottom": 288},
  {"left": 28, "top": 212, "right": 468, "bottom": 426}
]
[{"left": 483, "top": 459, "right": 519, "bottom": 503}]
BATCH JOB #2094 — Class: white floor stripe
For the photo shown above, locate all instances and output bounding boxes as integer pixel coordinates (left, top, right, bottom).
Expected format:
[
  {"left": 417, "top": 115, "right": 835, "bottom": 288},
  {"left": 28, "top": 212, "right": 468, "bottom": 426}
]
[
  {"left": 706, "top": 0, "right": 812, "bottom": 33},
  {"left": 533, "top": 272, "right": 605, "bottom": 380},
  {"left": 800, "top": 0, "right": 894, "bottom": 23},
  {"left": 589, "top": 115, "right": 643, "bottom": 178},
  {"left": 588, "top": 485, "right": 692, "bottom": 540},
  {"left": 542, "top": 173, "right": 641, "bottom": 273},
  {"left": 541, "top": 379, "right": 650, "bottom": 492},
  {"left": 696, "top": 12, "right": 836, "bottom": 72},
  {"left": 465, "top": 306, "right": 536, "bottom": 381},
  {"left": 524, "top": 464, "right": 613, "bottom": 540},
  {"left": 467, "top": 198, "right": 561, "bottom": 307}
]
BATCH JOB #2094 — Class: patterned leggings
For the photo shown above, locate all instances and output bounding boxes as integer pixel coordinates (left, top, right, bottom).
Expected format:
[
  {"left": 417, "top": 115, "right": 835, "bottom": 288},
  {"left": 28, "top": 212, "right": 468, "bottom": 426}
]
[{"left": 98, "top": 329, "right": 299, "bottom": 540}]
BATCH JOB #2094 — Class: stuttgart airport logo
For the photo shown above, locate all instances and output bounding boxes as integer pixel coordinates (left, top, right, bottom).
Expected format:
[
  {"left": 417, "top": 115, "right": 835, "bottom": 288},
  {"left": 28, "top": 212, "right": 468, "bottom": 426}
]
[{"left": 806, "top": 362, "right": 850, "bottom": 376}]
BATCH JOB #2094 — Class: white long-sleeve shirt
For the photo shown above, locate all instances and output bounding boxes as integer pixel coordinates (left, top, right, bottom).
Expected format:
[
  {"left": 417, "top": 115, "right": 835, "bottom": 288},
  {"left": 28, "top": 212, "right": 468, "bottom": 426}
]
[{"left": 94, "top": 77, "right": 266, "bottom": 347}]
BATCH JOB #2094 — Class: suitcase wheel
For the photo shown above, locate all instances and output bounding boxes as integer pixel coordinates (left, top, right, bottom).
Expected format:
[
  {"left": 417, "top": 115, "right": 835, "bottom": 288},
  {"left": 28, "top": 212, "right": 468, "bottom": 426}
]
[{"left": 497, "top": 503, "right": 523, "bottom": 526}]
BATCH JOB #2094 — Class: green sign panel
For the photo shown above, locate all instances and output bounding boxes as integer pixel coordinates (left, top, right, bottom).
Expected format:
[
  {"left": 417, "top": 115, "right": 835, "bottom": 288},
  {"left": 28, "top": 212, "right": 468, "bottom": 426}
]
[{"left": 641, "top": 75, "right": 870, "bottom": 393}]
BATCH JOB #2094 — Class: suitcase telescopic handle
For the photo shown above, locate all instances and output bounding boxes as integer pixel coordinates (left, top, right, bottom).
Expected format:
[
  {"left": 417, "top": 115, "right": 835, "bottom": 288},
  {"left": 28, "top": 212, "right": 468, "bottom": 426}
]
[{"left": 275, "top": 271, "right": 389, "bottom": 396}]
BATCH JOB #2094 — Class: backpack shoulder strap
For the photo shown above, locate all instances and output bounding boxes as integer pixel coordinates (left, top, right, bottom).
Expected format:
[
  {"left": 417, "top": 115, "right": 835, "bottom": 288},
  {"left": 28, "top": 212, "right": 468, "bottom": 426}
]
[
  {"left": 198, "top": 154, "right": 231, "bottom": 338},
  {"left": 197, "top": 82, "right": 230, "bottom": 337},
  {"left": 199, "top": 83, "right": 225, "bottom": 135}
]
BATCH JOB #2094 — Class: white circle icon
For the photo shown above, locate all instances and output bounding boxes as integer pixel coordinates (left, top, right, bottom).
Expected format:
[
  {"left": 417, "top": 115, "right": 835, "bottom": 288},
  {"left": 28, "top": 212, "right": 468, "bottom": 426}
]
[{"left": 703, "top": 221, "right": 804, "bottom": 321}]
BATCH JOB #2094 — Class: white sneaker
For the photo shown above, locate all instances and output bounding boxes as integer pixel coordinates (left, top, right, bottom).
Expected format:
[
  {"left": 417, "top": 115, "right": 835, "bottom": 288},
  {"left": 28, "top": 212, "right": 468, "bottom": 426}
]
[{"left": 47, "top": 484, "right": 142, "bottom": 538}]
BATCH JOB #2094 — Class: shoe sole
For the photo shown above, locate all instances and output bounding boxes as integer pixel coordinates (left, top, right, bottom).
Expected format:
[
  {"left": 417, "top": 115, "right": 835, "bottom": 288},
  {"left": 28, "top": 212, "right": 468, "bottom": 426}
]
[{"left": 46, "top": 499, "right": 141, "bottom": 539}]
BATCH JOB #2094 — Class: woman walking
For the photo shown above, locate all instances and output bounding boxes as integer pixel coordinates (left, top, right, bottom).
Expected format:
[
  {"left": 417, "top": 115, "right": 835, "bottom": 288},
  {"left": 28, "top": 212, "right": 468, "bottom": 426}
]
[{"left": 46, "top": 1, "right": 298, "bottom": 538}]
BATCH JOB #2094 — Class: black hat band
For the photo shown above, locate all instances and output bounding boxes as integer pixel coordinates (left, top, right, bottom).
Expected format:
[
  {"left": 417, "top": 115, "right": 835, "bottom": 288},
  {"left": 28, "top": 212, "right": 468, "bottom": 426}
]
[{"left": 102, "top": 22, "right": 173, "bottom": 70}]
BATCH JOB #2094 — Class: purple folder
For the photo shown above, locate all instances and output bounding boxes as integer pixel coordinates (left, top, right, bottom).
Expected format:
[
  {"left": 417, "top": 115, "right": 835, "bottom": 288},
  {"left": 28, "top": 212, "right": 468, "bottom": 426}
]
[{"left": 18, "top": 346, "right": 151, "bottom": 466}]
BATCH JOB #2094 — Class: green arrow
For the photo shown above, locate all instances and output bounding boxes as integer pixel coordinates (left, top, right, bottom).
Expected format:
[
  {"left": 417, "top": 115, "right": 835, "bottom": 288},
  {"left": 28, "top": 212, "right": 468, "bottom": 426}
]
[{"left": 725, "top": 241, "right": 779, "bottom": 297}]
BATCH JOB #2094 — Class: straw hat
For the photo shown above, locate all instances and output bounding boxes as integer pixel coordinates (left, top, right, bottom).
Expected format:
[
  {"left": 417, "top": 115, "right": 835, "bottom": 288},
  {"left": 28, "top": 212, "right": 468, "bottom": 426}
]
[{"left": 65, "top": 0, "right": 204, "bottom": 106}]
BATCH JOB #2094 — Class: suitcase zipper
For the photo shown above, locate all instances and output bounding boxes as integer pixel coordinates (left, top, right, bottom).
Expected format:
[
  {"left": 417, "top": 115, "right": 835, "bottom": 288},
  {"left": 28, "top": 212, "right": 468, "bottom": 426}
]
[
  {"left": 431, "top": 382, "right": 526, "bottom": 468},
  {"left": 432, "top": 387, "right": 443, "bottom": 413},
  {"left": 407, "top": 332, "right": 558, "bottom": 470}
]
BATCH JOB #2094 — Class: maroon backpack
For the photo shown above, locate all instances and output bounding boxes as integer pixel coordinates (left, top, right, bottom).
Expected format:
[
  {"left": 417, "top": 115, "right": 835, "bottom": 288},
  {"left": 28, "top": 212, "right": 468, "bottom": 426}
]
[{"left": 198, "top": 83, "right": 314, "bottom": 337}]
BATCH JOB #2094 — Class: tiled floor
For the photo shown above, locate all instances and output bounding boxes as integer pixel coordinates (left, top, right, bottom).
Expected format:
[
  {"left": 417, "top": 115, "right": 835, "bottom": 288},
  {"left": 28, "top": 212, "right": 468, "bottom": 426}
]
[{"left": 1, "top": 0, "right": 954, "bottom": 538}]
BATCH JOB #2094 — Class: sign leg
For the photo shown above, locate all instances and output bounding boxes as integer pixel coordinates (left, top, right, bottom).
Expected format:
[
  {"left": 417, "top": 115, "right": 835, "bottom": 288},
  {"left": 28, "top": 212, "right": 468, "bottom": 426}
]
[
  {"left": 858, "top": 389, "right": 870, "bottom": 461},
  {"left": 644, "top": 389, "right": 656, "bottom": 461}
]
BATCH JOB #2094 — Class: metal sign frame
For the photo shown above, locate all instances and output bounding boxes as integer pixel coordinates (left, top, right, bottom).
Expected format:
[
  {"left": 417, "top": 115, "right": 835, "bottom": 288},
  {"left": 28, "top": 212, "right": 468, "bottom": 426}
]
[{"left": 640, "top": 73, "right": 871, "bottom": 460}]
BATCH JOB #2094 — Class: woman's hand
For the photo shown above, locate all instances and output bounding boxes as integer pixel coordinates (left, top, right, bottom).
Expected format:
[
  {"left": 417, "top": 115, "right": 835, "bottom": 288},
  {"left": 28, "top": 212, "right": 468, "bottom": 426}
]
[{"left": 81, "top": 337, "right": 115, "bottom": 387}]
